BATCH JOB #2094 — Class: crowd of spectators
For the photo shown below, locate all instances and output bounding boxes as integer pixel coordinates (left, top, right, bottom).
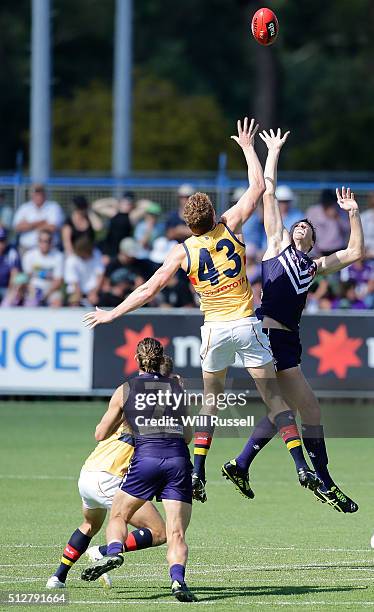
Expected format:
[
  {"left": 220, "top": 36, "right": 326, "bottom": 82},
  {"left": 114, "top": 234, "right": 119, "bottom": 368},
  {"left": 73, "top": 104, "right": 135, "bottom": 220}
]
[{"left": 0, "top": 182, "right": 374, "bottom": 311}]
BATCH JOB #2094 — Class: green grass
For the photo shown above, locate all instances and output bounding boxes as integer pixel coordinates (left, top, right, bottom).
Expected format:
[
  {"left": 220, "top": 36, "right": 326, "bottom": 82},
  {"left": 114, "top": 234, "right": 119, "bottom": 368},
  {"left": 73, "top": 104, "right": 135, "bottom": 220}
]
[{"left": 0, "top": 401, "right": 373, "bottom": 611}]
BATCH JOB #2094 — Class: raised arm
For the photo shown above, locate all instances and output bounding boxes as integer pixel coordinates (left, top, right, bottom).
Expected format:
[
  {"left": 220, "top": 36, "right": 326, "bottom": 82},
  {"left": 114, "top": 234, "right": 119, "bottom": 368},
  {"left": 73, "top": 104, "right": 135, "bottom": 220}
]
[
  {"left": 315, "top": 187, "right": 365, "bottom": 275},
  {"left": 223, "top": 117, "right": 265, "bottom": 232},
  {"left": 83, "top": 243, "right": 186, "bottom": 328},
  {"left": 95, "top": 383, "right": 128, "bottom": 441},
  {"left": 258, "top": 128, "right": 290, "bottom": 257}
]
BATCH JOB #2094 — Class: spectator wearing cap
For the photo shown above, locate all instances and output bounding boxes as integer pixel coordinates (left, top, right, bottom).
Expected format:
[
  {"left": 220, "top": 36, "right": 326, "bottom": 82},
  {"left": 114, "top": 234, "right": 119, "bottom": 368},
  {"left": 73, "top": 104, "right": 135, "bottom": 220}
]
[
  {"left": 22, "top": 229, "right": 64, "bottom": 307},
  {"left": 275, "top": 185, "right": 303, "bottom": 231},
  {"left": 133, "top": 200, "right": 164, "bottom": 258},
  {"left": 233, "top": 186, "right": 266, "bottom": 254},
  {"left": 13, "top": 183, "right": 64, "bottom": 252},
  {"left": 149, "top": 236, "right": 178, "bottom": 267},
  {"left": 99, "top": 191, "right": 135, "bottom": 259},
  {"left": 361, "top": 193, "right": 374, "bottom": 259},
  {"left": 62, "top": 196, "right": 96, "bottom": 255},
  {"left": 98, "top": 268, "right": 135, "bottom": 307},
  {"left": 307, "top": 189, "right": 350, "bottom": 256},
  {"left": 0, "top": 227, "right": 21, "bottom": 302},
  {"left": 64, "top": 236, "right": 104, "bottom": 306},
  {"left": 104, "top": 237, "right": 155, "bottom": 289},
  {"left": 165, "top": 184, "right": 193, "bottom": 242}
]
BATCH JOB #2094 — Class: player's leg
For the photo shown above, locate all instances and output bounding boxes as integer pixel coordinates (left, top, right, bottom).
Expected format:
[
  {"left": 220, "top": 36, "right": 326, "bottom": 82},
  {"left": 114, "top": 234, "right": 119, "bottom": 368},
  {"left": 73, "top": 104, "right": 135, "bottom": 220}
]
[
  {"left": 163, "top": 499, "right": 196, "bottom": 602},
  {"left": 277, "top": 366, "right": 358, "bottom": 513},
  {"left": 46, "top": 506, "right": 106, "bottom": 588},
  {"left": 192, "top": 367, "right": 227, "bottom": 501},
  {"left": 223, "top": 321, "right": 319, "bottom": 495},
  {"left": 81, "top": 489, "right": 145, "bottom": 581},
  {"left": 97, "top": 501, "right": 166, "bottom": 557}
]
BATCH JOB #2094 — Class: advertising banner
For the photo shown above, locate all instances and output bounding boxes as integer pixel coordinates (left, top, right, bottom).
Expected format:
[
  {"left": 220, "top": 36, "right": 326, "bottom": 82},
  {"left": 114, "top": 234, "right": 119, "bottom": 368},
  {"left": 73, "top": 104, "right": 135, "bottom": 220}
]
[
  {"left": 0, "top": 309, "right": 93, "bottom": 392},
  {"left": 92, "top": 310, "right": 374, "bottom": 394}
]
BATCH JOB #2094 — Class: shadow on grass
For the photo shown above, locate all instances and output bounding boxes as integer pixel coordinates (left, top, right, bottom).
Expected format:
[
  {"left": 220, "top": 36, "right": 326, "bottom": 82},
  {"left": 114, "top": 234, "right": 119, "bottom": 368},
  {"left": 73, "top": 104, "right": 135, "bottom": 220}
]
[{"left": 114, "top": 583, "right": 366, "bottom": 603}]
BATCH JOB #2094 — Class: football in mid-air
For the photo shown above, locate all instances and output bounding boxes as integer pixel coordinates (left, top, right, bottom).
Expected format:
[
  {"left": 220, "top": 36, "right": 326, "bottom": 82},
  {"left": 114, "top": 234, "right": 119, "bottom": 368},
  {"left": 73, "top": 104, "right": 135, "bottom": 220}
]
[{"left": 251, "top": 7, "right": 279, "bottom": 46}]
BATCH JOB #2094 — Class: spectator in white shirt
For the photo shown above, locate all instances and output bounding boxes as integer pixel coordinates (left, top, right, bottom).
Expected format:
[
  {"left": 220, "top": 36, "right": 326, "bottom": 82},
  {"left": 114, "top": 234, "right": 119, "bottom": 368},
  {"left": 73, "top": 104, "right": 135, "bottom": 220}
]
[
  {"left": 361, "top": 193, "right": 374, "bottom": 259},
  {"left": 22, "top": 229, "right": 64, "bottom": 307},
  {"left": 64, "top": 236, "right": 104, "bottom": 306},
  {"left": 13, "top": 183, "right": 64, "bottom": 252}
]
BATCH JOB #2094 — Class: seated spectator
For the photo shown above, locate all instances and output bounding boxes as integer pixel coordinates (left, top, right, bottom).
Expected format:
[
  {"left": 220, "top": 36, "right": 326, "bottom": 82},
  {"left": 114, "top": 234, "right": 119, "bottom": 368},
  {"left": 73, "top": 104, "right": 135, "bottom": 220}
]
[
  {"left": 22, "top": 230, "right": 64, "bottom": 307},
  {"left": 104, "top": 237, "right": 155, "bottom": 288},
  {"left": 149, "top": 236, "right": 178, "bottom": 266},
  {"left": 165, "top": 184, "right": 193, "bottom": 242},
  {"left": 0, "top": 227, "right": 21, "bottom": 302},
  {"left": 361, "top": 193, "right": 374, "bottom": 259},
  {"left": 307, "top": 189, "right": 350, "bottom": 256},
  {"left": 98, "top": 191, "right": 135, "bottom": 259},
  {"left": 133, "top": 200, "right": 164, "bottom": 258},
  {"left": 275, "top": 185, "right": 303, "bottom": 231},
  {"left": 98, "top": 268, "right": 135, "bottom": 307},
  {"left": 64, "top": 236, "right": 104, "bottom": 306},
  {"left": 332, "top": 280, "right": 367, "bottom": 310},
  {"left": 13, "top": 183, "right": 64, "bottom": 252},
  {"left": 0, "top": 191, "right": 14, "bottom": 228},
  {"left": 340, "top": 259, "right": 374, "bottom": 300},
  {"left": 1, "top": 272, "right": 29, "bottom": 307},
  {"left": 158, "top": 275, "right": 195, "bottom": 308},
  {"left": 62, "top": 196, "right": 96, "bottom": 255}
]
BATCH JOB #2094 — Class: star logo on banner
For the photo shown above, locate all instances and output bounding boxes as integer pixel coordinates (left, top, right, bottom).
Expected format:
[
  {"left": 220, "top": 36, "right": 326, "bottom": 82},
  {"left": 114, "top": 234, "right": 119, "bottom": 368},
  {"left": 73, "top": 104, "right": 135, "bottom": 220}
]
[
  {"left": 308, "top": 324, "right": 363, "bottom": 379},
  {"left": 115, "top": 324, "right": 169, "bottom": 375}
]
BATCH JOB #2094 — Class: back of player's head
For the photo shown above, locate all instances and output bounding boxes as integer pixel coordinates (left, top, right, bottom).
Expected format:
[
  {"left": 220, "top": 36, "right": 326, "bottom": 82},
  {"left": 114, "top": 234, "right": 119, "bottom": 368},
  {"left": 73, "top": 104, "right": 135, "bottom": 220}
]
[
  {"left": 183, "top": 192, "right": 215, "bottom": 235},
  {"left": 290, "top": 218, "right": 316, "bottom": 253},
  {"left": 160, "top": 354, "right": 174, "bottom": 377},
  {"left": 136, "top": 337, "right": 164, "bottom": 373}
]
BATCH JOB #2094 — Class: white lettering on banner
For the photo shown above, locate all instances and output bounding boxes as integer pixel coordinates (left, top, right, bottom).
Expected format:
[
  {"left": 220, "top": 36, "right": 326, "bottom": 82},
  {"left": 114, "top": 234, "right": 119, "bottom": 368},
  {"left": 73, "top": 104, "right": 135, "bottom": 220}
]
[
  {"left": 366, "top": 338, "right": 374, "bottom": 368},
  {"left": 173, "top": 336, "right": 201, "bottom": 367},
  {"left": 0, "top": 309, "right": 92, "bottom": 392}
]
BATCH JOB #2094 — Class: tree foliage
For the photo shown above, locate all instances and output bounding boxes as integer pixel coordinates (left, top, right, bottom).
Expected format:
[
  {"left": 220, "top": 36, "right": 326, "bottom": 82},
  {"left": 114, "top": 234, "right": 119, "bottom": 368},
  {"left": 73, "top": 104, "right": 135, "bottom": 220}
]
[{"left": 2, "top": 0, "right": 374, "bottom": 171}]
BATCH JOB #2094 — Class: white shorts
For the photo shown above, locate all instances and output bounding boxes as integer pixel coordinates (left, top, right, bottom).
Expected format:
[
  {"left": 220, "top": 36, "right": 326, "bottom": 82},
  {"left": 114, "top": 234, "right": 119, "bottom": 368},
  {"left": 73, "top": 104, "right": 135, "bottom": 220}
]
[
  {"left": 78, "top": 469, "right": 122, "bottom": 510},
  {"left": 200, "top": 317, "right": 273, "bottom": 372}
]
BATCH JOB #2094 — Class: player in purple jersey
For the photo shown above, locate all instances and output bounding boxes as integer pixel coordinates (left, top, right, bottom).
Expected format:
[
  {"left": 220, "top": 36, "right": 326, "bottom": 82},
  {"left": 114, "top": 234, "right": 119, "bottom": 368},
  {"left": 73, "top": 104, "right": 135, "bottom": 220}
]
[
  {"left": 224, "top": 128, "right": 364, "bottom": 513},
  {"left": 81, "top": 338, "right": 196, "bottom": 602}
]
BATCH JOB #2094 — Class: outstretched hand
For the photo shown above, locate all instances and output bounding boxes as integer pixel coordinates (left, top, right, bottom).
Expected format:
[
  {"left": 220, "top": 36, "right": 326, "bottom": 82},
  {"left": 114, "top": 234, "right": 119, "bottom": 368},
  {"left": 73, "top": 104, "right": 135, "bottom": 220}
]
[
  {"left": 259, "top": 128, "right": 290, "bottom": 151},
  {"left": 231, "top": 117, "right": 259, "bottom": 151},
  {"left": 82, "top": 307, "right": 114, "bottom": 330},
  {"left": 336, "top": 186, "right": 358, "bottom": 212}
]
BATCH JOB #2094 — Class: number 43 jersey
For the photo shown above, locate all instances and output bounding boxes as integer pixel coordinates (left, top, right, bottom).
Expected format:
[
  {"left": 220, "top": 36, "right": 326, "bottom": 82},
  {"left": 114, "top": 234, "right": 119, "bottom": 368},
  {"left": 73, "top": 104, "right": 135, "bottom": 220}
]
[{"left": 183, "top": 221, "right": 254, "bottom": 321}]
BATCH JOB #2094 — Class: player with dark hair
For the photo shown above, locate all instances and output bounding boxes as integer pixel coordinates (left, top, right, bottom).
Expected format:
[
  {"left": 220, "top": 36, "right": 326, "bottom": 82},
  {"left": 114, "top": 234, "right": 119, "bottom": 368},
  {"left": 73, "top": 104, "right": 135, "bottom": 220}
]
[
  {"left": 223, "top": 128, "right": 364, "bottom": 512},
  {"left": 81, "top": 338, "right": 196, "bottom": 602},
  {"left": 83, "top": 118, "right": 320, "bottom": 505}
]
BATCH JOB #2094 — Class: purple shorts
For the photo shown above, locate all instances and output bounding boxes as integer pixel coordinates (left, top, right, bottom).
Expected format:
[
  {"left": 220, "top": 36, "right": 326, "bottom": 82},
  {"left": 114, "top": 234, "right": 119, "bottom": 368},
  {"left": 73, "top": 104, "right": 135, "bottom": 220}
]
[{"left": 121, "top": 453, "right": 193, "bottom": 505}]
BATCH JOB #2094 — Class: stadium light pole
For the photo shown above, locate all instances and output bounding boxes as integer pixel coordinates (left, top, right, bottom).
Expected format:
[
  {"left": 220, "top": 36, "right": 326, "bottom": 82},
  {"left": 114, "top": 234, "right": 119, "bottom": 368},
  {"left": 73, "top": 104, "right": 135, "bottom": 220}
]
[
  {"left": 30, "top": 0, "right": 51, "bottom": 183},
  {"left": 112, "top": 0, "right": 133, "bottom": 179}
]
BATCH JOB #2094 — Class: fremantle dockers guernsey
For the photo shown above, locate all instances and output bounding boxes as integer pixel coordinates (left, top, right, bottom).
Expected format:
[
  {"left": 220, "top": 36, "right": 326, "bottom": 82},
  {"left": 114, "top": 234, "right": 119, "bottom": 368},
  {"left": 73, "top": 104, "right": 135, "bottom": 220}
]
[
  {"left": 256, "top": 244, "right": 317, "bottom": 331},
  {"left": 183, "top": 222, "right": 254, "bottom": 321},
  {"left": 124, "top": 372, "right": 189, "bottom": 458}
]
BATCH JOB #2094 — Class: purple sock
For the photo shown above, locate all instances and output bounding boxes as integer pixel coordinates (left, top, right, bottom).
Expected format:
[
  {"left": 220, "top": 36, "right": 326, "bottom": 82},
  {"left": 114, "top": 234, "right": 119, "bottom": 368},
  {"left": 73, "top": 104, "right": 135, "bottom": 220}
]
[
  {"left": 170, "top": 563, "right": 185, "bottom": 584},
  {"left": 107, "top": 541, "right": 123, "bottom": 556},
  {"left": 236, "top": 416, "right": 277, "bottom": 472},
  {"left": 99, "top": 545, "right": 108, "bottom": 556}
]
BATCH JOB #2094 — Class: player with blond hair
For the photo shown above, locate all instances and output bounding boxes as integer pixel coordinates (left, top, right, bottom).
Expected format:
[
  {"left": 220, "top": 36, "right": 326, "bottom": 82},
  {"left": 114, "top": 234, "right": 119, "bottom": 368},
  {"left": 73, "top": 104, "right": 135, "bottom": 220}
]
[{"left": 83, "top": 118, "right": 320, "bottom": 503}]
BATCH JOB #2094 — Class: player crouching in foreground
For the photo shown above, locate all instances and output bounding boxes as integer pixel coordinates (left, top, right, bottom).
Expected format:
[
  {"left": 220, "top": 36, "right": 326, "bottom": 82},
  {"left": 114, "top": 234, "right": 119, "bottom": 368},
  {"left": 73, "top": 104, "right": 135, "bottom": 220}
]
[
  {"left": 81, "top": 338, "right": 196, "bottom": 603},
  {"left": 224, "top": 128, "right": 363, "bottom": 512},
  {"left": 46, "top": 357, "right": 179, "bottom": 590}
]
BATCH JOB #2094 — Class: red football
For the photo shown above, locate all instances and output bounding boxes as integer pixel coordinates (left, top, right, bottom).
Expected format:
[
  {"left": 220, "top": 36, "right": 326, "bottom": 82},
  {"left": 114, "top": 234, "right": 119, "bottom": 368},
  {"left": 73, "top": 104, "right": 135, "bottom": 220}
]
[{"left": 251, "top": 7, "right": 279, "bottom": 46}]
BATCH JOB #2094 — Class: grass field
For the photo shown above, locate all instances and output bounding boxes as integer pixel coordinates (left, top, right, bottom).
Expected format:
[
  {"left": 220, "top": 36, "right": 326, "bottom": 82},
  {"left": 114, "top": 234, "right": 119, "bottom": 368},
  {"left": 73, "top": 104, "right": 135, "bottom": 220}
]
[{"left": 1, "top": 401, "right": 373, "bottom": 611}]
